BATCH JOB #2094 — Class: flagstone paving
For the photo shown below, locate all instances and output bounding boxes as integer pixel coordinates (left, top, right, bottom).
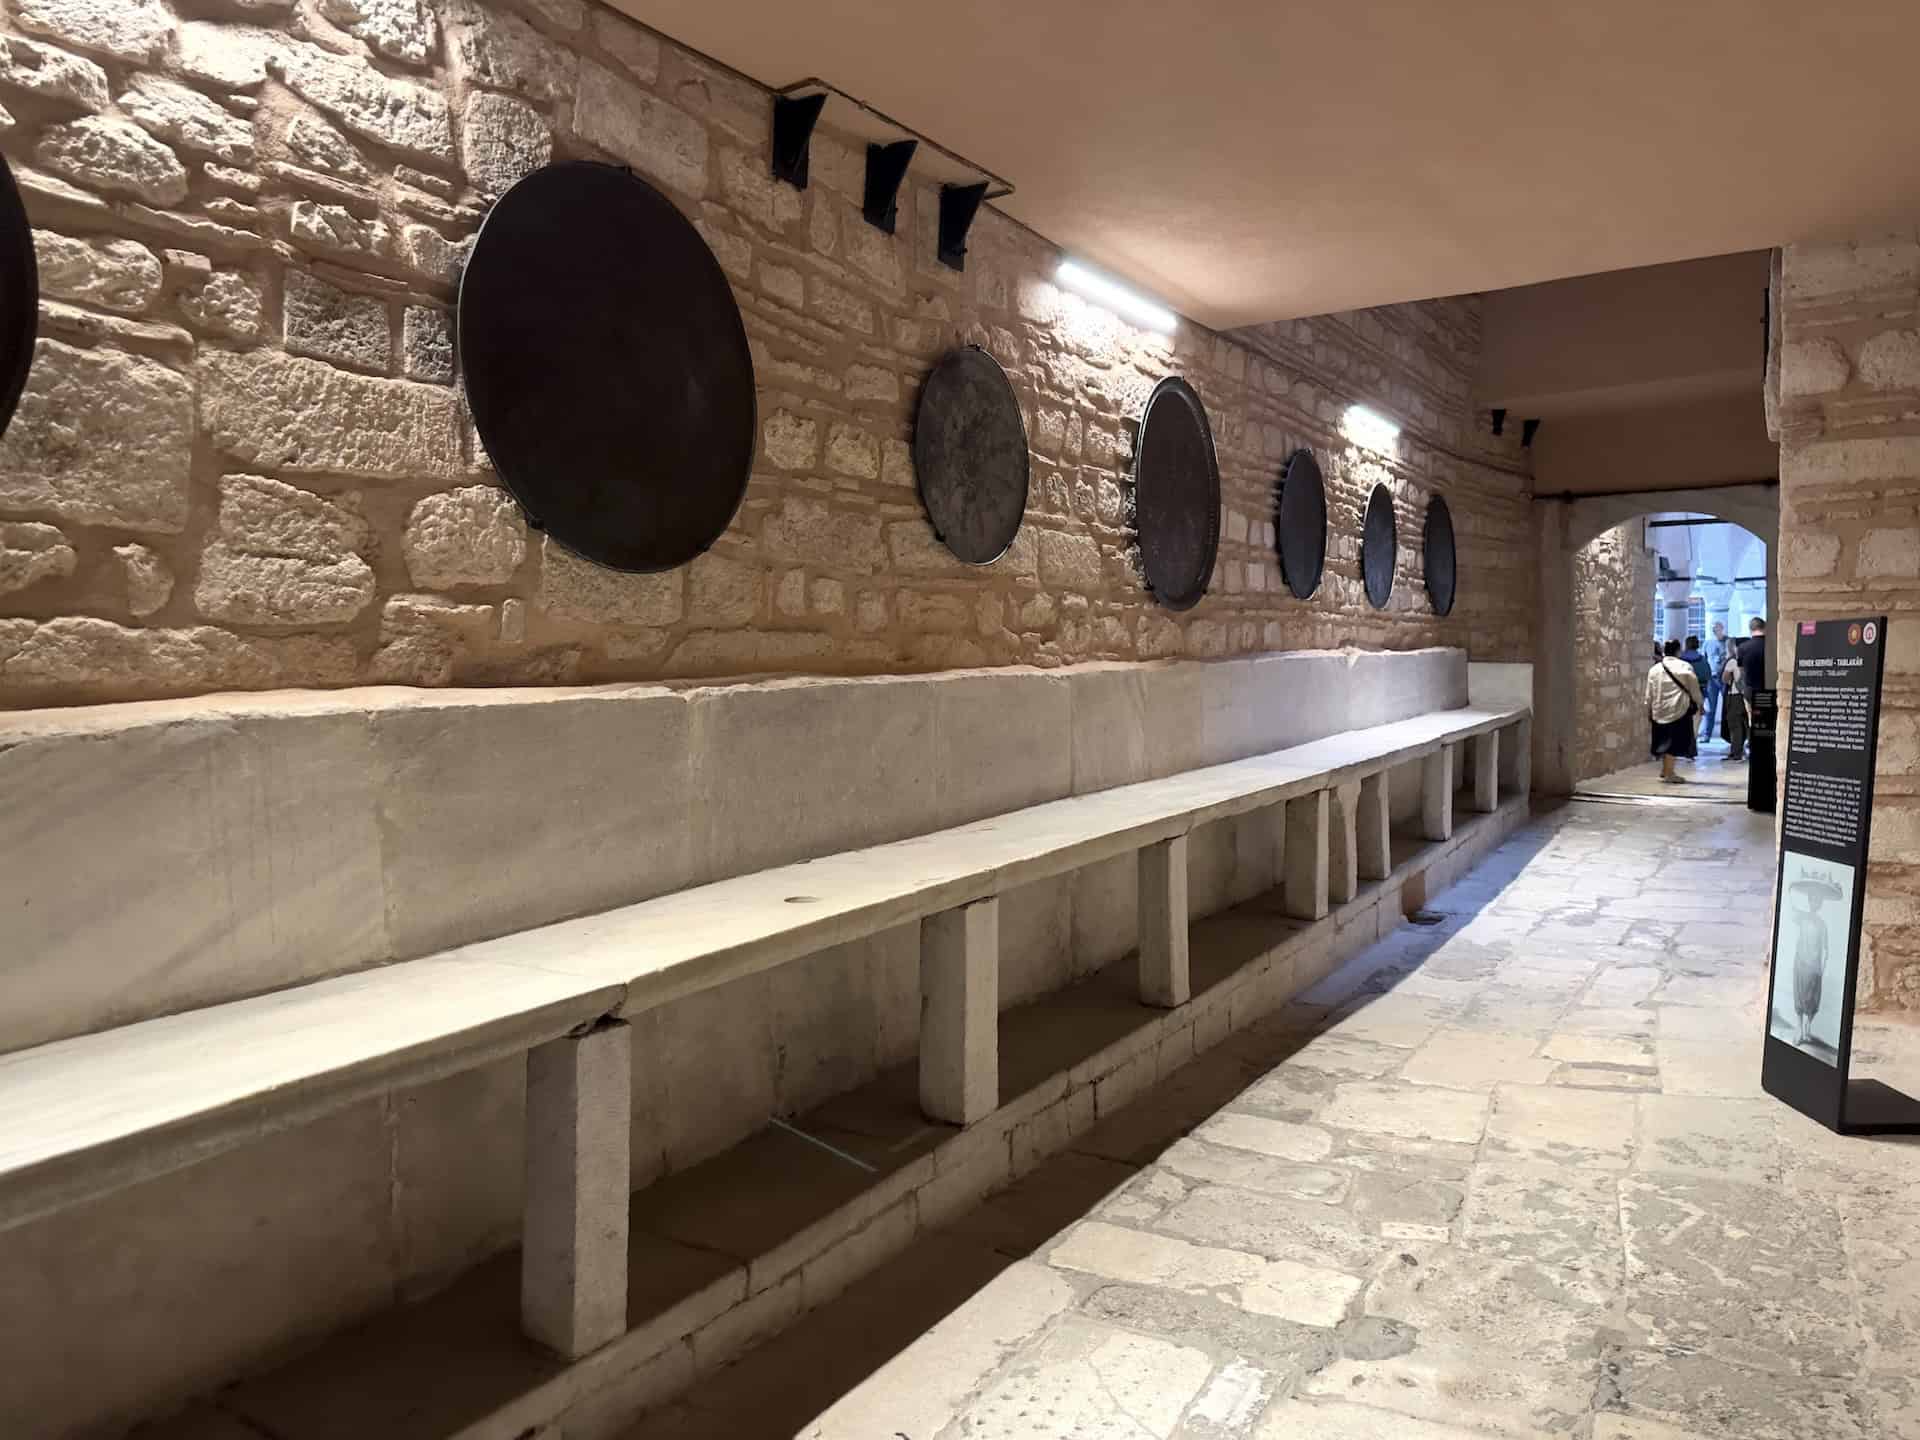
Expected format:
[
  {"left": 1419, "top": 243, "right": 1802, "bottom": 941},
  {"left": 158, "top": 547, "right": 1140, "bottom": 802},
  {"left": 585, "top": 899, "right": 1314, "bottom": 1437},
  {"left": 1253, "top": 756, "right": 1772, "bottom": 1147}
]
[{"left": 627, "top": 795, "right": 1920, "bottom": 1439}]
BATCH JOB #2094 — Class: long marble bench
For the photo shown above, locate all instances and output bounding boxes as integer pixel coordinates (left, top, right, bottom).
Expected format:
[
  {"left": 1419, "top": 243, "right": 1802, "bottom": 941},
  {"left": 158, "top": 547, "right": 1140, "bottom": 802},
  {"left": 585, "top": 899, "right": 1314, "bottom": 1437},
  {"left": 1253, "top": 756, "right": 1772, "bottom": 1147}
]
[{"left": 0, "top": 700, "right": 1528, "bottom": 1363}]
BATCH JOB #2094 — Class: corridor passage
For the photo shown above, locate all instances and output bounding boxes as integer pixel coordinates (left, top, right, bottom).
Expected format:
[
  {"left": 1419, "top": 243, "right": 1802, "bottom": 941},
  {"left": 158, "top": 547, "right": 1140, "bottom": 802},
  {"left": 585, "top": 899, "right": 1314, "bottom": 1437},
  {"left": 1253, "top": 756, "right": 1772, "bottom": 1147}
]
[{"left": 634, "top": 798, "right": 1920, "bottom": 1440}]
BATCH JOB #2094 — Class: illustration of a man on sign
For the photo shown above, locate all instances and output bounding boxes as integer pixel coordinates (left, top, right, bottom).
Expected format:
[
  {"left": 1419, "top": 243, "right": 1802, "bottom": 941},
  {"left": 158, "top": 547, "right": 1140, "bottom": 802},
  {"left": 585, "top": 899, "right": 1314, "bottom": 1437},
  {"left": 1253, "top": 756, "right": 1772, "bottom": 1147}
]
[{"left": 1787, "top": 873, "right": 1840, "bottom": 1046}]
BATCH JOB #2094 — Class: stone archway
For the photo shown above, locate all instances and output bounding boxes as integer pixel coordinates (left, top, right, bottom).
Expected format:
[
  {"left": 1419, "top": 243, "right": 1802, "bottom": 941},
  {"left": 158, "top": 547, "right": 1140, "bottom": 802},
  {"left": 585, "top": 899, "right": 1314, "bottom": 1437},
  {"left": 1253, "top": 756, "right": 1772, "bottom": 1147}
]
[{"left": 1533, "top": 483, "right": 1778, "bottom": 795}]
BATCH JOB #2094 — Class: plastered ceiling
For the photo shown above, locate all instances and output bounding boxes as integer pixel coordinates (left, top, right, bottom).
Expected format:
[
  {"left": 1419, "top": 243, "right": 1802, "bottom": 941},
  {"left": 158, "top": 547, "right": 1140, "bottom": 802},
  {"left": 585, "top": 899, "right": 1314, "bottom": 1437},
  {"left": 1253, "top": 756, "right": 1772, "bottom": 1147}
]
[{"left": 621, "top": 0, "right": 1920, "bottom": 327}]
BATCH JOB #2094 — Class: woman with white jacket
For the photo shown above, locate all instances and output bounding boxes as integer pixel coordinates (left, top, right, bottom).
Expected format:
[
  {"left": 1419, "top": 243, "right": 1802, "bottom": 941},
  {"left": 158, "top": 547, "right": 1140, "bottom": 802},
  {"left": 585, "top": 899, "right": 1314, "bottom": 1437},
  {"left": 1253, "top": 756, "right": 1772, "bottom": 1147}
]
[{"left": 1647, "top": 638, "right": 1704, "bottom": 784}]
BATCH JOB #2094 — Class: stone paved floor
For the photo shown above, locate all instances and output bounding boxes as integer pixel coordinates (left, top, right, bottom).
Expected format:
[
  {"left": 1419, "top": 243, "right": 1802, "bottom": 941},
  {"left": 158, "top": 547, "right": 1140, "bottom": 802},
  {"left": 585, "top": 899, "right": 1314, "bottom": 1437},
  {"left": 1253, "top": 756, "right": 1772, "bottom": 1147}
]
[
  {"left": 628, "top": 797, "right": 1920, "bottom": 1440},
  {"left": 1576, "top": 744, "right": 1751, "bottom": 802}
]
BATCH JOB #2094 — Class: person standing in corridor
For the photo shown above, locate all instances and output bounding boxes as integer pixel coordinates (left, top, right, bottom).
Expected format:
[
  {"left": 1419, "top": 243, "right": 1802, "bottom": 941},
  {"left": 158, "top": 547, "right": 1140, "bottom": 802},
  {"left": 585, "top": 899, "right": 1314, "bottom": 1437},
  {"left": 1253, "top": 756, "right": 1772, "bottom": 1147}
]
[
  {"left": 1681, "top": 635, "right": 1712, "bottom": 717},
  {"left": 1648, "top": 639, "right": 1703, "bottom": 783},
  {"left": 1738, "top": 616, "right": 1768, "bottom": 695},
  {"left": 1721, "top": 640, "right": 1747, "bottom": 761},
  {"left": 1700, "top": 621, "right": 1728, "bottom": 743}
]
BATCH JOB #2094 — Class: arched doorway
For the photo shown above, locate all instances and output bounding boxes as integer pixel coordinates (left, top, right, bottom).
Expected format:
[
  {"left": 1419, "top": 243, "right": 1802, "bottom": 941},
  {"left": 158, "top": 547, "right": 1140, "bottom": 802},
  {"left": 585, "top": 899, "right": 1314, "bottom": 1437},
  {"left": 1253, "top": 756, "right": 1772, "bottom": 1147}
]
[{"left": 1532, "top": 483, "right": 1777, "bottom": 795}]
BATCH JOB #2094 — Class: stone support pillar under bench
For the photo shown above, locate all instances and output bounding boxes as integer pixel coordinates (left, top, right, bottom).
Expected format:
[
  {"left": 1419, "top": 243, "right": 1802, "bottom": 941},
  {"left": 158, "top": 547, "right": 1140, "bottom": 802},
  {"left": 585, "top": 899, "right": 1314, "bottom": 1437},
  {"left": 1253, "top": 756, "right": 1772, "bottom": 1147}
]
[
  {"left": 920, "top": 896, "right": 1000, "bottom": 1125},
  {"left": 522, "top": 1019, "right": 632, "bottom": 1361},
  {"left": 1423, "top": 747, "right": 1454, "bottom": 842},
  {"left": 1357, "top": 772, "right": 1393, "bottom": 882},
  {"left": 1138, "top": 836, "right": 1191, "bottom": 1008},
  {"left": 1284, "top": 790, "right": 1330, "bottom": 921},
  {"left": 1471, "top": 730, "right": 1499, "bottom": 813}
]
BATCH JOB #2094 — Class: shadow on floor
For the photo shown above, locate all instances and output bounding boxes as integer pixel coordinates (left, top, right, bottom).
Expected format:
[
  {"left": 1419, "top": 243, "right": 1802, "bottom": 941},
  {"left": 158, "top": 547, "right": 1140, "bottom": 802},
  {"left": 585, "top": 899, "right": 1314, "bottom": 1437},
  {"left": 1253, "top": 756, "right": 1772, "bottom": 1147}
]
[
  {"left": 616, "top": 819, "right": 1561, "bottom": 1439},
  {"left": 140, "top": 808, "right": 1550, "bottom": 1440},
  {"left": 1576, "top": 743, "right": 1754, "bottom": 805}
]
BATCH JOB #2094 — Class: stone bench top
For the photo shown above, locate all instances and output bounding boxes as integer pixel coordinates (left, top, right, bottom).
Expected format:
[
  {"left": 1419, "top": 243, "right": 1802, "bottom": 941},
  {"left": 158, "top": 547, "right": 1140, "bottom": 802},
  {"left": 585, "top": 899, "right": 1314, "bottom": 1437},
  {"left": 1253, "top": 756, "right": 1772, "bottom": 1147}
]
[{"left": 0, "top": 702, "right": 1525, "bottom": 1233}]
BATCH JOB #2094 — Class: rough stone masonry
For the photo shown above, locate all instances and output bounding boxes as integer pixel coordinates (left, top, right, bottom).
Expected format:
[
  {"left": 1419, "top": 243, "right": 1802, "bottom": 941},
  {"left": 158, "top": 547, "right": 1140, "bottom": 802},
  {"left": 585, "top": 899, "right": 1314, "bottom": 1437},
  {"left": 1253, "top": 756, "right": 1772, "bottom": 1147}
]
[
  {"left": 1775, "top": 231, "right": 1920, "bottom": 1012},
  {"left": 1572, "top": 521, "right": 1657, "bottom": 783},
  {"left": 0, "top": 0, "right": 1536, "bottom": 706}
]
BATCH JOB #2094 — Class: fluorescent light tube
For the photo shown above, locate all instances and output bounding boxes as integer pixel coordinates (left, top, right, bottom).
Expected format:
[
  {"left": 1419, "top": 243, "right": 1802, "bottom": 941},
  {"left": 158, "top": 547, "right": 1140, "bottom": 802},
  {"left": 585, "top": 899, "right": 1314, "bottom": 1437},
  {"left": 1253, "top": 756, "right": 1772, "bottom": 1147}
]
[
  {"left": 1055, "top": 259, "right": 1178, "bottom": 334},
  {"left": 1342, "top": 404, "right": 1401, "bottom": 453}
]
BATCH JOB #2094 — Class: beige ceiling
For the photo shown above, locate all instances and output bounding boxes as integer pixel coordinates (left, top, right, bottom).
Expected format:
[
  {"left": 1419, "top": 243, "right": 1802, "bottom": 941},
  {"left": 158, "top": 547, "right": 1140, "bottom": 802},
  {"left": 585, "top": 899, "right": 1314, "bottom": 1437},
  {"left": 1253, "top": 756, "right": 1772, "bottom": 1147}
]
[
  {"left": 621, "top": 0, "right": 1920, "bottom": 327},
  {"left": 1478, "top": 252, "right": 1771, "bottom": 418},
  {"left": 1471, "top": 253, "right": 1778, "bottom": 494}
]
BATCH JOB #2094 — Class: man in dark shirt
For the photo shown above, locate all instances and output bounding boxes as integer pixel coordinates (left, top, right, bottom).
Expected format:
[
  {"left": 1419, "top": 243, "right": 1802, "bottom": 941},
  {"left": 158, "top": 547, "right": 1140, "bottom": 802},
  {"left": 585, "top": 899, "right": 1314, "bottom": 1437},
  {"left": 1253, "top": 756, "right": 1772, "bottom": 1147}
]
[{"left": 1738, "top": 618, "right": 1767, "bottom": 693}]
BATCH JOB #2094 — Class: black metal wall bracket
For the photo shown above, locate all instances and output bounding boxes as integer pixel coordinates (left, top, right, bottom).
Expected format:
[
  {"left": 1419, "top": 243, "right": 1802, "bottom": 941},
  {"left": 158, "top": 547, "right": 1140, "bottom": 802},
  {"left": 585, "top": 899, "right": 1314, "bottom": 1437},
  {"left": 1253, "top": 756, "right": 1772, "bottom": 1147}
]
[
  {"left": 771, "top": 92, "right": 827, "bottom": 189},
  {"left": 769, "top": 78, "right": 1015, "bottom": 241},
  {"left": 937, "top": 182, "right": 989, "bottom": 271},
  {"left": 863, "top": 140, "right": 917, "bottom": 234},
  {"left": 1490, "top": 407, "right": 1506, "bottom": 437},
  {"left": 1522, "top": 417, "right": 1541, "bottom": 448}
]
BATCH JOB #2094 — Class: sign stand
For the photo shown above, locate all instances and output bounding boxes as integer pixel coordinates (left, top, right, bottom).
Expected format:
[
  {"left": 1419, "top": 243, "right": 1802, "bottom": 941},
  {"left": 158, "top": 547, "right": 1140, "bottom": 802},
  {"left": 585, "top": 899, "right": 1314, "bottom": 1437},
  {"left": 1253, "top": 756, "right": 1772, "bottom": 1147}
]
[
  {"left": 1840, "top": 1078, "right": 1920, "bottom": 1134},
  {"left": 1759, "top": 616, "right": 1920, "bottom": 1135}
]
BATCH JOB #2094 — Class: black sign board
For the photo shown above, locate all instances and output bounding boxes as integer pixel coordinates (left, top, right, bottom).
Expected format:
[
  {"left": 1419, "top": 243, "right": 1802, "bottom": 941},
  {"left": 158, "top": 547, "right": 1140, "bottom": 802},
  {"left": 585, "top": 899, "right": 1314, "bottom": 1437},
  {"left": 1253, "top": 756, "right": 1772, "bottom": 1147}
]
[
  {"left": 1760, "top": 616, "right": 1916, "bottom": 1132},
  {"left": 1747, "top": 686, "right": 1777, "bottom": 814}
]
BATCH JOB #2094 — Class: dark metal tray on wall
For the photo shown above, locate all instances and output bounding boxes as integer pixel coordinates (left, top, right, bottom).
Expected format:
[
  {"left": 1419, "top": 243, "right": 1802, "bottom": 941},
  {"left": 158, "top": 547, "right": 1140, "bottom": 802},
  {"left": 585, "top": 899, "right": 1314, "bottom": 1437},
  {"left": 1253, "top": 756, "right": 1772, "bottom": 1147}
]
[
  {"left": 1362, "top": 483, "right": 1397, "bottom": 609},
  {"left": 0, "top": 153, "right": 37, "bottom": 442},
  {"left": 914, "top": 345, "right": 1028, "bottom": 565},
  {"left": 458, "top": 161, "right": 756, "bottom": 573},
  {"left": 1134, "top": 376, "right": 1220, "bottom": 611},
  {"left": 1275, "top": 448, "right": 1327, "bottom": 600},
  {"left": 1424, "top": 493, "right": 1457, "bottom": 616}
]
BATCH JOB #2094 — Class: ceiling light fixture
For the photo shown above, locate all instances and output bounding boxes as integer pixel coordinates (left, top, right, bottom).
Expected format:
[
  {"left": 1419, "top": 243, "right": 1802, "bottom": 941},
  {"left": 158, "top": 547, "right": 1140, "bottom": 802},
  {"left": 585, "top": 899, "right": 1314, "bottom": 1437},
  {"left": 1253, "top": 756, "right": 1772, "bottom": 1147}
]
[
  {"left": 1055, "top": 259, "right": 1178, "bottom": 334},
  {"left": 1342, "top": 404, "right": 1400, "bottom": 454}
]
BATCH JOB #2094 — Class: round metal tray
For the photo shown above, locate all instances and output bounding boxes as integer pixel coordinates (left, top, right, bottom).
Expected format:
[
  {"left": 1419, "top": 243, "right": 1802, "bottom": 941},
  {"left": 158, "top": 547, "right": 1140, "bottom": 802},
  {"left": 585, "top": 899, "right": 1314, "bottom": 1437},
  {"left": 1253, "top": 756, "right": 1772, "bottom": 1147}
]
[
  {"left": 1133, "top": 376, "right": 1220, "bottom": 611},
  {"left": 1424, "top": 493, "right": 1457, "bottom": 616},
  {"left": 1275, "top": 447, "right": 1327, "bottom": 599},
  {"left": 0, "top": 153, "right": 38, "bottom": 443},
  {"left": 458, "top": 161, "right": 756, "bottom": 573},
  {"left": 1362, "top": 483, "right": 1397, "bottom": 609},
  {"left": 914, "top": 345, "right": 1028, "bottom": 564}
]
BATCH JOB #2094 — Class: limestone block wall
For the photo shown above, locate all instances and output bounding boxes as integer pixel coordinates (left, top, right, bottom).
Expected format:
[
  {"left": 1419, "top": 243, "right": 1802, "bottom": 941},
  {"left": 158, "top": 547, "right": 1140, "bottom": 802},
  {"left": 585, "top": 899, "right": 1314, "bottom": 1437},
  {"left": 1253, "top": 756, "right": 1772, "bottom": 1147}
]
[
  {"left": 1775, "top": 230, "right": 1920, "bottom": 1010},
  {"left": 0, "top": 0, "right": 1534, "bottom": 707},
  {"left": 1571, "top": 520, "right": 1656, "bottom": 781}
]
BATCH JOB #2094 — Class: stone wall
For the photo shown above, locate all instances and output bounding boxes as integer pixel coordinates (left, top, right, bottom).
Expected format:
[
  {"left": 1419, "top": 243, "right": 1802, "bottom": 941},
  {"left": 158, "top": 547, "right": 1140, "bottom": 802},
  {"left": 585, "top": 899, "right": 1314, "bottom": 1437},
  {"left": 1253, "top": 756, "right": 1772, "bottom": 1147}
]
[
  {"left": 0, "top": 0, "right": 1534, "bottom": 707},
  {"left": 1571, "top": 520, "right": 1655, "bottom": 781},
  {"left": 1775, "top": 230, "right": 1920, "bottom": 1011},
  {"left": 1228, "top": 302, "right": 1535, "bottom": 655}
]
